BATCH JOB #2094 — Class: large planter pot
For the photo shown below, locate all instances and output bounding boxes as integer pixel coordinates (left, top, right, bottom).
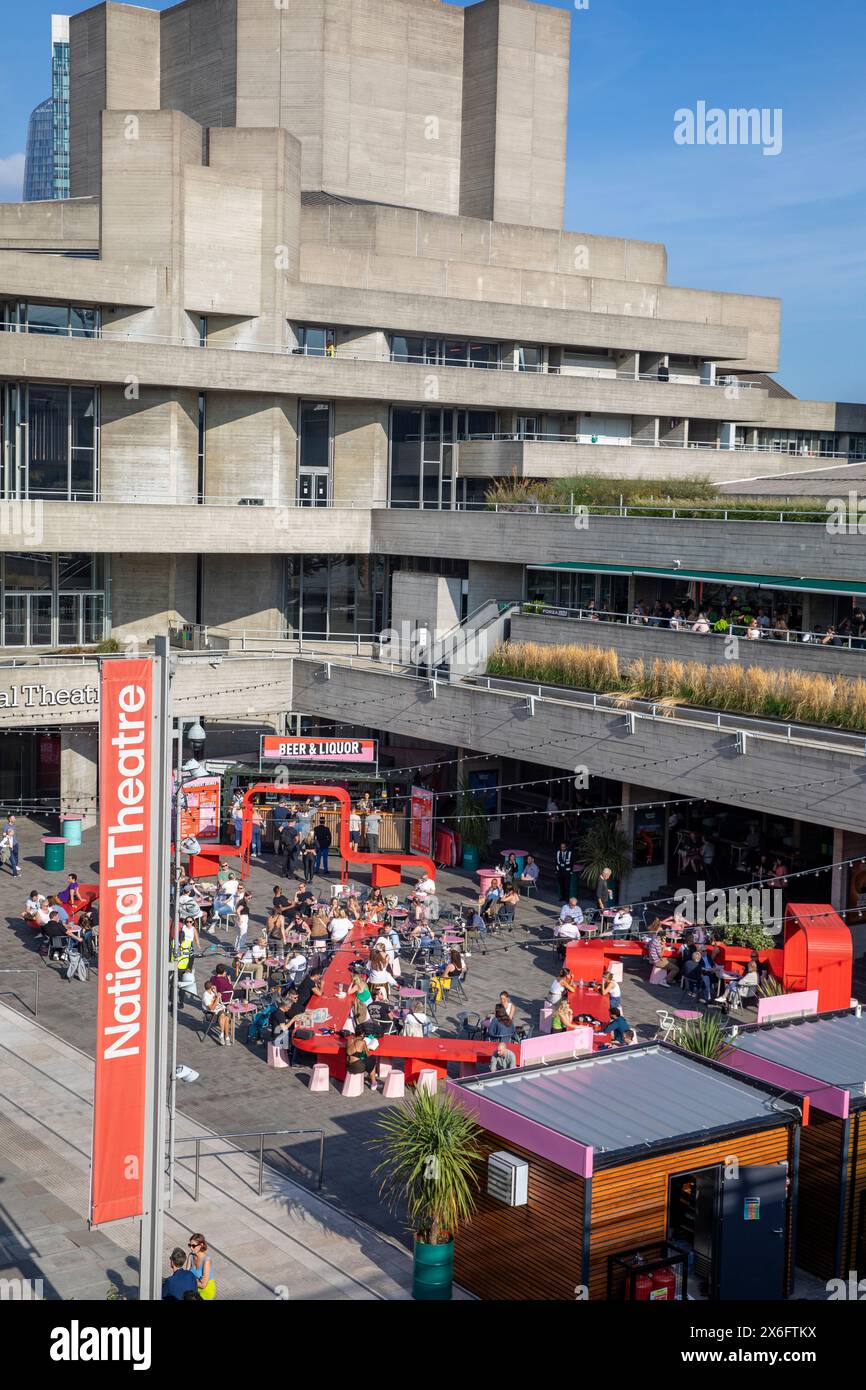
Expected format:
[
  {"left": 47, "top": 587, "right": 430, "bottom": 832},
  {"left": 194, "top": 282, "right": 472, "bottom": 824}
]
[
  {"left": 461, "top": 844, "right": 480, "bottom": 871},
  {"left": 412, "top": 1236, "right": 454, "bottom": 1300}
]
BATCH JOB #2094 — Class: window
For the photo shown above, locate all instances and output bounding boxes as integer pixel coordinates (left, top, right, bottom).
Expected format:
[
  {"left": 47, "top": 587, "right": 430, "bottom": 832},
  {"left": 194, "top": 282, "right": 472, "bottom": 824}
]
[
  {"left": 23, "top": 384, "right": 98, "bottom": 500},
  {"left": 0, "top": 552, "right": 107, "bottom": 647},
  {"left": 298, "top": 401, "right": 331, "bottom": 472},
  {"left": 517, "top": 346, "right": 543, "bottom": 373},
  {"left": 286, "top": 555, "right": 384, "bottom": 640},
  {"left": 296, "top": 326, "right": 335, "bottom": 356},
  {"left": 389, "top": 408, "right": 422, "bottom": 505}
]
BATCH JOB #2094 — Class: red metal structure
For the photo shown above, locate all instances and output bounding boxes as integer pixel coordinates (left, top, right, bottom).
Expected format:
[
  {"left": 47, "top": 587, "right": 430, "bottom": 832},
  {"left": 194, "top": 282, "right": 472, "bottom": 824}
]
[
  {"left": 238, "top": 782, "right": 436, "bottom": 887},
  {"left": 782, "top": 903, "right": 852, "bottom": 1012}
]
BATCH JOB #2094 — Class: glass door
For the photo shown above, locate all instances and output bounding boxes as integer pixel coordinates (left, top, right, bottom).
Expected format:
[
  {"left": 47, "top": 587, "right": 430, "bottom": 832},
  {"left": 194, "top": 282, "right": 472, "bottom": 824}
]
[
  {"left": 298, "top": 471, "right": 329, "bottom": 506},
  {"left": 2, "top": 592, "right": 52, "bottom": 646}
]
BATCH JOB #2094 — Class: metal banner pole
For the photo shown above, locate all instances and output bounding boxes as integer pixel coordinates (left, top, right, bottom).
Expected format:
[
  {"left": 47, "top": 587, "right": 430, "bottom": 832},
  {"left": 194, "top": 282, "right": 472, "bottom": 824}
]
[
  {"left": 168, "top": 716, "right": 183, "bottom": 1205},
  {"left": 138, "top": 637, "right": 173, "bottom": 1299}
]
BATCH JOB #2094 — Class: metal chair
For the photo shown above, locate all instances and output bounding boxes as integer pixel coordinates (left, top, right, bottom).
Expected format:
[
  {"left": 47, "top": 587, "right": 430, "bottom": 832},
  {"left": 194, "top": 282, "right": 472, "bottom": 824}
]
[
  {"left": 457, "top": 1010, "right": 483, "bottom": 1040},
  {"left": 655, "top": 1009, "right": 677, "bottom": 1042}
]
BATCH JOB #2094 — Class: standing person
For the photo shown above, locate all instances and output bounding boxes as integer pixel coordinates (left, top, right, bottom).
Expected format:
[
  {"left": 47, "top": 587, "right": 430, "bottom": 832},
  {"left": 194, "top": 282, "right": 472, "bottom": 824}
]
[
  {"left": 1, "top": 815, "right": 21, "bottom": 876},
  {"left": 349, "top": 806, "right": 361, "bottom": 849},
  {"left": 301, "top": 834, "right": 317, "bottom": 883},
  {"left": 313, "top": 817, "right": 332, "bottom": 876},
  {"left": 280, "top": 816, "right": 300, "bottom": 879},
  {"left": 365, "top": 808, "right": 381, "bottom": 854},
  {"left": 250, "top": 806, "right": 264, "bottom": 858},
  {"left": 594, "top": 866, "right": 613, "bottom": 916},
  {"left": 185, "top": 1234, "right": 216, "bottom": 1300},
  {"left": 555, "top": 842, "right": 573, "bottom": 902},
  {"left": 230, "top": 791, "right": 244, "bottom": 847},
  {"left": 163, "top": 1248, "right": 199, "bottom": 1300}
]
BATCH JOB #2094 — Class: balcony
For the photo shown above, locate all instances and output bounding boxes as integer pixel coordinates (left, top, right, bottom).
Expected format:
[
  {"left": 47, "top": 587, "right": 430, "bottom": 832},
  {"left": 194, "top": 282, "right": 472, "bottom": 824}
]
[{"left": 456, "top": 435, "right": 851, "bottom": 483}]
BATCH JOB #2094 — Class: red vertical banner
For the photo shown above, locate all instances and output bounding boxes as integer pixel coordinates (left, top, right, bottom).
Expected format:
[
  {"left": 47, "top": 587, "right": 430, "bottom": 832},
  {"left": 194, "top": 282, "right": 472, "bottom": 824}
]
[{"left": 91, "top": 660, "right": 154, "bottom": 1225}]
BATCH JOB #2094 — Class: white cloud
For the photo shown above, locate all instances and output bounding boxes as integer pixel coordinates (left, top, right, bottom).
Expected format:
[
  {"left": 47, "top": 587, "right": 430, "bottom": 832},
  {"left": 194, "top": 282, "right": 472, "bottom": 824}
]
[{"left": 0, "top": 153, "right": 25, "bottom": 202}]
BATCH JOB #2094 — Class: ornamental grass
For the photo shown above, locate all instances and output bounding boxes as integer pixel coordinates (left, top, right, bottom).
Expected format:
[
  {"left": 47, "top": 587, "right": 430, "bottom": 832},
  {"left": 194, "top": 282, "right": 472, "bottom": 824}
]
[{"left": 486, "top": 640, "right": 866, "bottom": 732}]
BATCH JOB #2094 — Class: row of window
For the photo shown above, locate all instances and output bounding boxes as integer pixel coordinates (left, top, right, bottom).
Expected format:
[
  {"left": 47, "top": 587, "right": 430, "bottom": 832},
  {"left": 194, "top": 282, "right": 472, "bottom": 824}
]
[
  {"left": 1, "top": 301, "right": 100, "bottom": 338},
  {"left": 0, "top": 553, "right": 106, "bottom": 648}
]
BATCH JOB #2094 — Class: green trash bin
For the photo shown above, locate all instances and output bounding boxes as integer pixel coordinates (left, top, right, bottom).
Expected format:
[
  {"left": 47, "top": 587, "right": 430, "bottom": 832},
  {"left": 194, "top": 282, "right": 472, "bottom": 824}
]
[
  {"left": 412, "top": 1237, "right": 454, "bottom": 1300},
  {"left": 43, "top": 836, "right": 67, "bottom": 872},
  {"left": 461, "top": 843, "right": 480, "bottom": 871},
  {"left": 62, "top": 814, "right": 83, "bottom": 847}
]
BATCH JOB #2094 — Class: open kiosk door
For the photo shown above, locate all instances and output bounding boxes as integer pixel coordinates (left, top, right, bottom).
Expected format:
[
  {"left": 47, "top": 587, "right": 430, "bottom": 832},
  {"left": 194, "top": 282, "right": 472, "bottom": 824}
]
[{"left": 717, "top": 1163, "right": 788, "bottom": 1301}]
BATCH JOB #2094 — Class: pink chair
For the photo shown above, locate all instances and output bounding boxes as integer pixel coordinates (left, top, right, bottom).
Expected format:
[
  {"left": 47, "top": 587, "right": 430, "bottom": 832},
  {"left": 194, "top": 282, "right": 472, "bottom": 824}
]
[
  {"left": 267, "top": 1043, "right": 289, "bottom": 1069},
  {"left": 309, "top": 1063, "right": 330, "bottom": 1093},
  {"left": 341, "top": 1071, "right": 364, "bottom": 1098},
  {"left": 416, "top": 1068, "right": 438, "bottom": 1094},
  {"left": 382, "top": 1069, "right": 405, "bottom": 1099}
]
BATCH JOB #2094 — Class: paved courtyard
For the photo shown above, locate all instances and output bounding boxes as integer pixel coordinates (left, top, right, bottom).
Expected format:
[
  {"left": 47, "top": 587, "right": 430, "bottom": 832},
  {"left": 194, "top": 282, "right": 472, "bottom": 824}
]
[{"left": 0, "top": 815, "right": 776, "bottom": 1270}]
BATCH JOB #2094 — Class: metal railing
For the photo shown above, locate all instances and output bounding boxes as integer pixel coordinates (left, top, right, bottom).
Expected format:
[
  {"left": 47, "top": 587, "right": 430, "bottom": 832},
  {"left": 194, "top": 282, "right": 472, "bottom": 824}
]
[
  {"left": 517, "top": 603, "right": 866, "bottom": 652},
  {"left": 0, "top": 968, "right": 39, "bottom": 1017},
  {"left": 463, "top": 432, "right": 856, "bottom": 461},
  {"left": 186, "top": 1128, "right": 326, "bottom": 1201},
  {"left": 0, "top": 322, "right": 767, "bottom": 390}
]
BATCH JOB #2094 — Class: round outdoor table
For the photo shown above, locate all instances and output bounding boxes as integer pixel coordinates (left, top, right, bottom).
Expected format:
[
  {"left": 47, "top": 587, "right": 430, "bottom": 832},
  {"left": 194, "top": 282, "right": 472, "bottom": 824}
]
[
  {"left": 674, "top": 1009, "right": 702, "bottom": 1022},
  {"left": 42, "top": 836, "right": 67, "bottom": 872},
  {"left": 399, "top": 988, "right": 426, "bottom": 1001},
  {"left": 61, "top": 814, "right": 83, "bottom": 847}
]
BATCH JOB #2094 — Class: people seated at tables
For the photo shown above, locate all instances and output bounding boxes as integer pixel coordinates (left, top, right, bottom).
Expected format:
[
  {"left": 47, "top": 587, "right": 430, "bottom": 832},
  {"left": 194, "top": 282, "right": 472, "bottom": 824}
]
[
  {"left": 487, "top": 1003, "right": 517, "bottom": 1041},
  {"left": 495, "top": 884, "right": 520, "bottom": 925},
  {"left": 25, "top": 890, "right": 50, "bottom": 926},
  {"left": 556, "top": 898, "right": 585, "bottom": 939},
  {"left": 43, "top": 912, "right": 69, "bottom": 960},
  {"left": 681, "top": 950, "right": 705, "bottom": 998},
  {"left": 598, "top": 1006, "right": 632, "bottom": 1045},
  {"left": 329, "top": 911, "right": 352, "bottom": 953},
  {"left": 646, "top": 925, "right": 679, "bottom": 985},
  {"left": 611, "top": 906, "right": 633, "bottom": 935},
  {"left": 346, "top": 1033, "right": 380, "bottom": 1089},
  {"left": 547, "top": 968, "right": 577, "bottom": 1005},
  {"left": 238, "top": 934, "right": 268, "bottom": 980},
  {"left": 282, "top": 948, "right": 308, "bottom": 984},
  {"left": 480, "top": 876, "right": 504, "bottom": 919},
  {"left": 308, "top": 911, "right": 329, "bottom": 948},
  {"left": 345, "top": 894, "right": 361, "bottom": 921},
  {"left": 615, "top": 1029, "right": 638, "bottom": 1048},
  {"left": 600, "top": 968, "right": 621, "bottom": 1011},
  {"left": 212, "top": 873, "right": 240, "bottom": 922},
  {"left": 498, "top": 991, "right": 516, "bottom": 1022},
  {"left": 489, "top": 1041, "right": 517, "bottom": 1072},
  {"left": 550, "top": 998, "right": 575, "bottom": 1032},
  {"left": 368, "top": 947, "right": 399, "bottom": 990},
  {"left": 366, "top": 887, "right": 386, "bottom": 912},
  {"left": 416, "top": 872, "right": 436, "bottom": 897},
  {"left": 498, "top": 853, "right": 519, "bottom": 886},
  {"left": 203, "top": 968, "right": 233, "bottom": 1045},
  {"left": 295, "top": 968, "right": 324, "bottom": 1009},
  {"left": 518, "top": 855, "right": 540, "bottom": 893},
  {"left": 61, "top": 873, "right": 83, "bottom": 910}
]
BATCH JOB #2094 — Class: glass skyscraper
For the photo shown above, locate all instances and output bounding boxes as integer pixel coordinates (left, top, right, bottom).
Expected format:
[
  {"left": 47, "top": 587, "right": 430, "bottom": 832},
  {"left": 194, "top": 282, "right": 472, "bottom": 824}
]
[{"left": 22, "top": 16, "right": 70, "bottom": 202}]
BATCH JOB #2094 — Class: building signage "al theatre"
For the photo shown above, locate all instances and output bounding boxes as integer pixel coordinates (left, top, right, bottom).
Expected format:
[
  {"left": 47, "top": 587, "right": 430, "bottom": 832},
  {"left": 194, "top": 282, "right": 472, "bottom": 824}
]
[{"left": 0, "top": 683, "right": 99, "bottom": 709}]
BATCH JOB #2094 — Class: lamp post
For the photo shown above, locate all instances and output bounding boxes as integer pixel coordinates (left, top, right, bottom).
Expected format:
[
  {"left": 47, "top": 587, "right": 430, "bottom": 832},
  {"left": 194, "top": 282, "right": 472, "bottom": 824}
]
[{"left": 168, "top": 717, "right": 206, "bottom": 1207}]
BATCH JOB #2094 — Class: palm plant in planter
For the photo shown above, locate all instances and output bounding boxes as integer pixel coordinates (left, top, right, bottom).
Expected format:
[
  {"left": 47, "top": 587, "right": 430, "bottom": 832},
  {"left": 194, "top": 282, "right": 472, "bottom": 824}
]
[
  {"left": 578, "top": 816, "right": 632, "bottom": 900},
  {"left": 455, "top": 777, "right": 489, "bottom": 869},
  {"left": 675, "top": 1012, "right": 731, "bottom": 1062},
  {"left": 371, "top": 1088, "right": 482, "bottom": 1300}
]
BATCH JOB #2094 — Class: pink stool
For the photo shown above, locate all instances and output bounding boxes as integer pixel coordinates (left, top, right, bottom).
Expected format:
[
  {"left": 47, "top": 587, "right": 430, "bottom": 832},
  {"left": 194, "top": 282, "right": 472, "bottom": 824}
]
[
  {"left": 649, "top": 966, "right": 669, "bottom": 986},
  {"left": 267, "top": 1043, "right": 289, "bottom": 1069},
  {"left": 382, "top": 1070, "right": 405, "bottom": 1100},
  {"left": 309, "top": 1063, "right": 331, "bottom": 1093},
  {"left": 377, "top": 1062, "right": 392, "bottom": 1081},
  {"left": 539, "top": 1003, "right": 553, "bottom": 1035},
  {"left": 341, "top": 1071, "right": 364, "bottom": 1098},
  {"left": 416, "top": 1068, "right": 438, "bottom": 1094}
]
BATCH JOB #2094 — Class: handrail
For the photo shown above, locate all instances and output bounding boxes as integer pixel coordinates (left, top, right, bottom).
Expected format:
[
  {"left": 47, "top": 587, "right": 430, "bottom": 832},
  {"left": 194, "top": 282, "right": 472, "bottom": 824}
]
[
  {"left": 291, "top": 651, "right": 866, "bottom": 757},
  {"left": 517, "top": 604, "right": 866, "bottom": 652},
  {"left": 183, "top": 1128, "right": 326, "bottom": 1201},
  {"left": 0, "top": 324, "right": 766, "bottom": 389},
  {"left": 0, "top": 968, "right": 39, "bottom": 1018},
  {"left": 463, "top": 433, "right": 856, "bottom": 461}
]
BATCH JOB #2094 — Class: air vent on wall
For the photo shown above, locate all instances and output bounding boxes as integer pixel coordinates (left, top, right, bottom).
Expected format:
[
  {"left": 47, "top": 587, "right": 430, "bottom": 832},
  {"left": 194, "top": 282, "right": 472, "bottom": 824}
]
[{"left": 487, "top": 1151, "right": 529, "bottom": 1206}]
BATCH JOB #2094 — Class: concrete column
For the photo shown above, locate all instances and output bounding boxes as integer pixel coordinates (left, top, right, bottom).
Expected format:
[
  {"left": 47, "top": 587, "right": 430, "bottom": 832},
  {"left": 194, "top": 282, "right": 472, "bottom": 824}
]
[
  {"left": 61, "top": 726, "right": 99, "bottom": 829},
  {"left": 831, "top": 826, "right": 846, "bottom": 914}
]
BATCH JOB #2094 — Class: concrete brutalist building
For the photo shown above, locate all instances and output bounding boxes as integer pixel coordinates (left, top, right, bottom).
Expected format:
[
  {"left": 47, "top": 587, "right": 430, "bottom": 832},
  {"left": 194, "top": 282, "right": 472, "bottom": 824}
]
[{"left": 3, "top": 0, "right": 866, "bottom": 915}]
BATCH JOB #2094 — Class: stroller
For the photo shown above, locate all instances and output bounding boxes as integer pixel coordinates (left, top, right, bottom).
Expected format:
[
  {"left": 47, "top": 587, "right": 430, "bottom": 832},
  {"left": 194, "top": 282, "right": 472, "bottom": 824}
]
[{"left": 65, "top": 942, "right": 89, "bottom": 982}]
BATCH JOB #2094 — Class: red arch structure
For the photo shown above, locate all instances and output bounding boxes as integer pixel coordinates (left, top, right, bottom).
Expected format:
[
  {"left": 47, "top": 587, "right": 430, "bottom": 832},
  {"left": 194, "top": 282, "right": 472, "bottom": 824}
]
[
  {"left": 238, "top": 783, "right": 436, "bottom": 887},
  {"left": 782, "top": 902, "right": 852, "bottom": 1012}
]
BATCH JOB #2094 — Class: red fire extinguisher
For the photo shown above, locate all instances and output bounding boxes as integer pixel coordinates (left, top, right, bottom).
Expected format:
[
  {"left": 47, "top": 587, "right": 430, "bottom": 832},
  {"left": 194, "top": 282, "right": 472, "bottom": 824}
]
[
  {"left": 651, "top": 1267, "right": 677, "bottom": 1300},
  {"left": 632, "top": 1272, "right": 654, "bottom": 1300}
]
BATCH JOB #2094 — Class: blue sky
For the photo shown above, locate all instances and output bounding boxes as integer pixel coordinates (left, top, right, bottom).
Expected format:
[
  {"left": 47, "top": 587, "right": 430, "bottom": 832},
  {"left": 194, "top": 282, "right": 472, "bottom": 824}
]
[{"left": 2, "top": 0, "right": 864, "bottom": 401}]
